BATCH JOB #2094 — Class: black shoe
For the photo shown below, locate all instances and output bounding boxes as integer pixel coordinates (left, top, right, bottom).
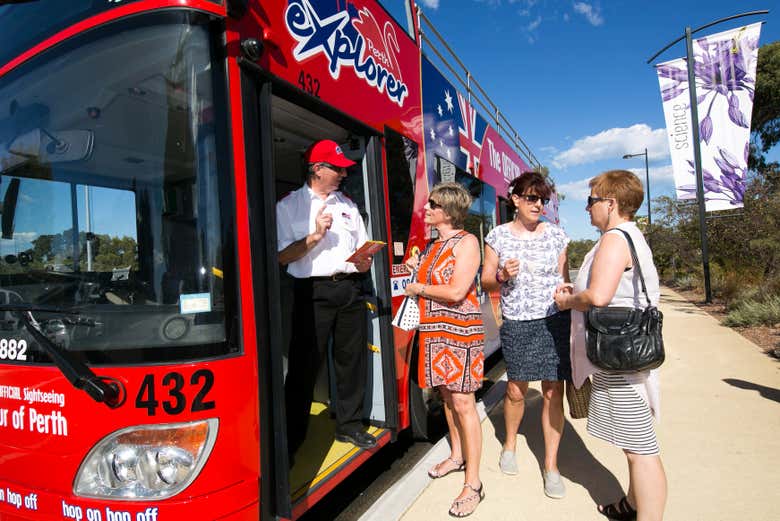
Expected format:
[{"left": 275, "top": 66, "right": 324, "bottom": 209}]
[{"left": 335, "top": 429, "right": 377, "bottom": 449}]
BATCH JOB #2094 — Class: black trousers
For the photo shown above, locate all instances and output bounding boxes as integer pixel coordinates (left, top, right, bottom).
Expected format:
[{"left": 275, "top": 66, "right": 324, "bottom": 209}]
[{"left": 285, "top": 276, "right": 368, "bottom": 454}]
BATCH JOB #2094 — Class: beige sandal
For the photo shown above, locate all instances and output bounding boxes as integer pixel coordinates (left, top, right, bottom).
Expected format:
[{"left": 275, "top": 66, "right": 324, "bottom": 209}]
[
  {"left": 448, "top": 482, "right": 485, "bottom": 518},
  {"left": 428, "top": 457, "right": 465, "bottom": 479}
]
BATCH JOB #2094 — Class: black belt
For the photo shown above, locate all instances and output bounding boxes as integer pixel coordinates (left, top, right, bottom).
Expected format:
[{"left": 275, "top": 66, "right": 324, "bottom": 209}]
[{"left": 309, "top": 273, "right": 364, "bottom": 282}]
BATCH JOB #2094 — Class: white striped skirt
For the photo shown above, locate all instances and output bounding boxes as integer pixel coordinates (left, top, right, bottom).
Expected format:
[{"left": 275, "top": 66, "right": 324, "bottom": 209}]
[{"left": 587, "top": 371, "right": 660, "bottom": 455}]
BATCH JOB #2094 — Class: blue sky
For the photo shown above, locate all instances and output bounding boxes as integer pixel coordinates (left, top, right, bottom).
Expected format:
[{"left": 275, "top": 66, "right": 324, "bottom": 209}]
[{"left": 410, "top": 0, "right": 779, "bottom": 240}]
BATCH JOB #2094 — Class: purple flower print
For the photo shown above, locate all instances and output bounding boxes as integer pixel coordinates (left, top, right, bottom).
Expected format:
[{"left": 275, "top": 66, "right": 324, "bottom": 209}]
[
  {"left": 727, "top": 94, "right": 749, "bottom": 128},
  {"left": 658, "top": 27, "right": 758, "bottom": 141},
  {"left": 683, "top": 148, "right": 746, "bottom": 205},
  {"left": 700, "top": 115, "right": 713, "bottom": 144}
]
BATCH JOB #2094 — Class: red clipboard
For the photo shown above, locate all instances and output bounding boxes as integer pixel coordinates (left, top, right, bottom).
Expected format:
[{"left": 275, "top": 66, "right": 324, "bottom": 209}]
[{"left": 346, "top": 240, "right": 386, "bottom": 264}]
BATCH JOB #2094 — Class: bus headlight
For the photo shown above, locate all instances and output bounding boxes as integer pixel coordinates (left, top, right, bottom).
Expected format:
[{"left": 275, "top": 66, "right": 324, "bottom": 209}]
[{"left": 74, "top": 419, "right": 218, "bottom": 499}]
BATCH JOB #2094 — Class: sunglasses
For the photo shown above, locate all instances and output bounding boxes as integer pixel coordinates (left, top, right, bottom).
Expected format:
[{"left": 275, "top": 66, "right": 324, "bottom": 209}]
[
  {"left": 316, "top": 162, "right": 346, "bottom": 173},
  {"left": 427, "top": 198, "right": 443, "bottom": 210},
  {"left": 587, "top": 196, "right": 611, "bottom": 207},
  {"left": 517, "top": 194, "right": 550, "bottom": 205}
]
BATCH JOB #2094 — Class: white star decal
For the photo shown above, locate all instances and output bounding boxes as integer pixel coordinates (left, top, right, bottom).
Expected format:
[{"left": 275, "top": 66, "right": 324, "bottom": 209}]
[
  {"left": 446, "top": 148, "right": 452, "bottom": 159},
  {"left": 444, "top": 90, "right": 454, "bottom": 112},
  {"left": 439, "top": 139, "right": 444, "bottom": 148},
  {"left": 448, "top": 125, "right": 454, "bottom": 136},
  {"left": 437, "top": 104, "right": 443, "bottom": 117},
  {"left": 429, "top": 128, "right": 436, "bottom": 141}
]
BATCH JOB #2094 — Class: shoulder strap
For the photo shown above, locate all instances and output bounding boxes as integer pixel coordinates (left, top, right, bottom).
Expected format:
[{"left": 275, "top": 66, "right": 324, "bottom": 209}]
[
  {"left": 607, "top": 228, "right": 651, "bottom": 307},
  {"left": 448, "top": 230, "right": 468, "bottom": 256}
]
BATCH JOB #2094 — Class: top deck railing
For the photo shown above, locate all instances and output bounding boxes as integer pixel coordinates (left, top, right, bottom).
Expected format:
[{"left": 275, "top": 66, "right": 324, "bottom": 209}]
[{"left": 416, "top": 7, "right": 541, "bottom": 171}]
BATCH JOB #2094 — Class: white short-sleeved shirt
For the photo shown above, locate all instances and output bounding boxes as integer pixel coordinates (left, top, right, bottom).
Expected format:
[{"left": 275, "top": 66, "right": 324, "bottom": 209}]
[
  {"left": 484, "top": 222, "right": 569, "bottom": 320},
  {"left": 276, "top": 185, "right": 368, "bottom": 278}
]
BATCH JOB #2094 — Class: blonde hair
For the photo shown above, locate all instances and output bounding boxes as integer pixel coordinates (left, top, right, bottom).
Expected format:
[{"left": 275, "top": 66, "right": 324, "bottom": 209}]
[
  {"left": 589, "top": 170, "right": 644, "bottom": 219},
  {"left": 430, "top": 182, "right": 472, "bottom": 229}
]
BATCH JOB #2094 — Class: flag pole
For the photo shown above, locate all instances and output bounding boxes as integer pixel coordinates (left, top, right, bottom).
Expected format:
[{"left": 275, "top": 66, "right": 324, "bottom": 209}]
[
  {"left": 684, "top": 25, "right": 712, "bottom": 303},
  {"left": 647, "top": 9, "right": 768, "bottom": 304}
]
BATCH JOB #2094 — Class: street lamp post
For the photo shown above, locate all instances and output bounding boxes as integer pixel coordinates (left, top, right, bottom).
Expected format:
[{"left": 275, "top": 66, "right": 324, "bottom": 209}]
[{"left": 623, "top": 148, "right": 651, "bottom": 230}]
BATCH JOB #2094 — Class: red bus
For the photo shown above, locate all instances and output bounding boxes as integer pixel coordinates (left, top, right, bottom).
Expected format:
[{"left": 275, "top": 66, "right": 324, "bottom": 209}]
[{"left": 0, "top": 1, "right": 547, "bottom": 520}]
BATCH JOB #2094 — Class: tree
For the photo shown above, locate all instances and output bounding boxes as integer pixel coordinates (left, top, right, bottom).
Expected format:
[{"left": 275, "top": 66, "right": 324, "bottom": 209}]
[
  {"left": 567, "top": 239, "right": 596, "bottom": 269},
  {"left": 752, "top": 41, "right": 780, "bottom": 154}
]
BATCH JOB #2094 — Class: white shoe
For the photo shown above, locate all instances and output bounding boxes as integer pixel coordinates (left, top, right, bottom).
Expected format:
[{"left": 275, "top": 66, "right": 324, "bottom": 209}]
[
  {"left": 543, "top": 470, "right": 566, "bottom": 499},
  {"left": 498, "top": 450, "right": 518, "bottom": 475}
]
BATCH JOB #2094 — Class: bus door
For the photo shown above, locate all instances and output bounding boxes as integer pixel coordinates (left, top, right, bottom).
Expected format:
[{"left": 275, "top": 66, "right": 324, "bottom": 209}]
[{"left": 241, "top": 71, "right": 397, "bottom": 516}]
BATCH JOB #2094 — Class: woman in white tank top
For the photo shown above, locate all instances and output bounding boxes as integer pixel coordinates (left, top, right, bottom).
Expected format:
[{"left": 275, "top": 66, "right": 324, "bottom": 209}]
[{"left": 555, "top": 170, "right": 667, "bottom": 521}]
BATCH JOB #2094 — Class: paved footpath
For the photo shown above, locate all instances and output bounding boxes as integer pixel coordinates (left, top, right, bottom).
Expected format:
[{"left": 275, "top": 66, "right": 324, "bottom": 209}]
[{"left": 362, "top": 287, "right": 780, "bottom": 521}]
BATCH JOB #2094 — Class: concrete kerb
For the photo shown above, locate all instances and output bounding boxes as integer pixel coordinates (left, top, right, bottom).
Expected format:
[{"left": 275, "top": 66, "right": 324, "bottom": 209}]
[{"left": 358, "top": 373, "right": 509, "bottom": 521}]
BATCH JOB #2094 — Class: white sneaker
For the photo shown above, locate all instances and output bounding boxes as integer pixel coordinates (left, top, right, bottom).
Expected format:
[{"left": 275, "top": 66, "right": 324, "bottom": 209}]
[
  {"left": 543, "top": 470, "right": 566, "bottom": 499},
  {"left": 498, "top": 450, "right": 518, "bottom": 475}
]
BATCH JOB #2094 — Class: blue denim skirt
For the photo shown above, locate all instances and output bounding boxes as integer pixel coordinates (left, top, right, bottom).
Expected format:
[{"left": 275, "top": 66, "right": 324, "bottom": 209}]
[{"left": 500, "top": 311, "right": 571, "bottom": 382}]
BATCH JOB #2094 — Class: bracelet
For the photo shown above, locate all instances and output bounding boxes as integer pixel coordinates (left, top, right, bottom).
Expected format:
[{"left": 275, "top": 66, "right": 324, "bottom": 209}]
[{"left": 495, "top": 270, "right": 504, "bottom": 283}]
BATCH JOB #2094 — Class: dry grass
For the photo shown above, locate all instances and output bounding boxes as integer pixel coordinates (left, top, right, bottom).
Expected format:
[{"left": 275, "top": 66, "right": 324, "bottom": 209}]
[{"left": 673, "top": 287, "right": 780, "bottom": 360}]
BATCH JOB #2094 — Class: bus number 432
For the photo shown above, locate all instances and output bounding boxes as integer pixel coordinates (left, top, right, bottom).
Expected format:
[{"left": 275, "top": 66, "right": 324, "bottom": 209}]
[
  {"left": 135, "top": 369, "right": 216, "bottom": 416},
  {"left": 298, "top": 70, "right": 320, "bottom": 97}
]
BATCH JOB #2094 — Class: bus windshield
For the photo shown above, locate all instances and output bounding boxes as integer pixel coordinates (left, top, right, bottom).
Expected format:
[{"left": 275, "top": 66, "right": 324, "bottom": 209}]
[{"left": 0, "top": 12, "right": 236, "bottom": 364}]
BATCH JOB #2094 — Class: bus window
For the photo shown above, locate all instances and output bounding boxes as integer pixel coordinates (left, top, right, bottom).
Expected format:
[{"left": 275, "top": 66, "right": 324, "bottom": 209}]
[
  {"left": 0, "top": 181, "right": 137, "bottom": 276},
  {"left": 434, "top": 156, "right": 496, "bottom": 255},
  {"left": 498, "top": 196, "right": 512, "bottom": 224},
  {"left": 385, "top": 129, "right": 416, "bottom": 263},
  {"left": 0, "top": 14, "right": 236, "bottom": 364}
]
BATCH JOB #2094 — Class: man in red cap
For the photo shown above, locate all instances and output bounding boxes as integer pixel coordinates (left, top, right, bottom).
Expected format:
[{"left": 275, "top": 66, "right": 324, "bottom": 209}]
[{"left": 277, "top": 139, "right": 377, "bottom": 460}]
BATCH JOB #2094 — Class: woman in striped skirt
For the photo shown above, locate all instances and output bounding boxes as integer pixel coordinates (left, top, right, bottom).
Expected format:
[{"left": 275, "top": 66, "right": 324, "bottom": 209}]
[{"left": 555, "top": 170, "right": 666, "bottom": 521}]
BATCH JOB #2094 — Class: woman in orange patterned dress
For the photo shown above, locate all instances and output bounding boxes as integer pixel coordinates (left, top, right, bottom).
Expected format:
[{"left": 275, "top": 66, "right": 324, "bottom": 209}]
[{"left": 405, "top": 182, "right": 485, "bottom": 517}]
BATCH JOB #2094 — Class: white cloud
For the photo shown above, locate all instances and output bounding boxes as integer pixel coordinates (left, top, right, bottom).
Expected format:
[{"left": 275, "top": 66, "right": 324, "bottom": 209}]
[
  {"left": 551, "top": 124, "right": 669, "bottom": 169},
  {"left": 557, "top": 164, "right": 675, "bottom": 203},
  {"left": 627, "top": 163, "right": 675, "bottom": 183},
  {"left": 572, "top": 2, "right": 603, "bottom": 26},
  {"left": 418, "top": 0, "right": 440, "bottom": 9},
  {"left": 0, "top": 231, "right": 38, "bottom": 253},
  {"left": 557, "top": 177, "right": 592, "bottom": 201},
  {"left": 526, "top": 15, "right": 542, "bottom": 31},
  {"left": 7, "top": 231, "right": 38, "bottom": 243}
]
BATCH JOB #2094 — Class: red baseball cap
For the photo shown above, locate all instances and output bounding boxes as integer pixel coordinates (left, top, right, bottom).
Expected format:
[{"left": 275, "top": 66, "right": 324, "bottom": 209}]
[{"left": 305, "top": 139, "right": 356, "bottom": 168}]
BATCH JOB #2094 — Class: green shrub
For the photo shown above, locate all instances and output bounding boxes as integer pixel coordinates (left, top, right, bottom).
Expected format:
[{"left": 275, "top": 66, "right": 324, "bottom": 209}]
[
  {"left": 723, "top": 285, "right": 762, "bottom": 311},
  {"left": 723, "top": 295, "right": 780, "bottom": 327},
  {"left": 673, "top": 274, "right": 698, "bottom": 291}
]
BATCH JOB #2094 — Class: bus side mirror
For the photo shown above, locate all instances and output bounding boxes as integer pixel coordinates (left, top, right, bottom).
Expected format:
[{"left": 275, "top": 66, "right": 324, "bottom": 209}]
[{"left": 1, "top": 177, "right": 20, "bottom": 239}]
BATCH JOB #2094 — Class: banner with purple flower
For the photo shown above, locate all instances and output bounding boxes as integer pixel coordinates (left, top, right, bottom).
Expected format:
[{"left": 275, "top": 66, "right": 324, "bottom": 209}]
[{"left": 656, "top": 22, "right": 761, "bottom": 211}]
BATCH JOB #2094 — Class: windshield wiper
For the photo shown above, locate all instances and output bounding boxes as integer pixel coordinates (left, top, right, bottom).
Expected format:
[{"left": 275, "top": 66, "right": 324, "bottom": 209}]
[
  {"left": 0, "top": 303, "right": 99, "bottom": 326},
  {"left": 0, "top": 304, "right": 123, "bottom": 408}
]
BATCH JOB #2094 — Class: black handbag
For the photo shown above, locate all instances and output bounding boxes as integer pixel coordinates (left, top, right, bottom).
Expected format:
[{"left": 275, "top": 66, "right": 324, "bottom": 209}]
[{"left": 585, "top": 228, "right": 665, "bottom": 373}]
